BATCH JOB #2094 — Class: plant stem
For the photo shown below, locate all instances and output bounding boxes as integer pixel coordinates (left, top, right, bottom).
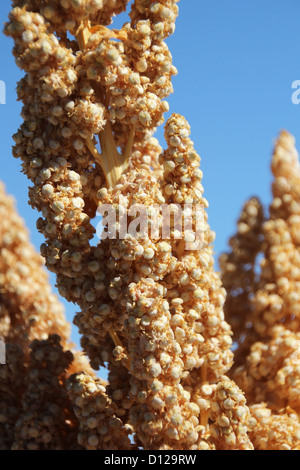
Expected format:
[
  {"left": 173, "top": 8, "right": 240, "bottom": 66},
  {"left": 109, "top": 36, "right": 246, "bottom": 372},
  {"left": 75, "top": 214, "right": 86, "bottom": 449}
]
[
  {"left": 76, "top": 21, "right": 133, "bottom": 367},
  {"left": 76, "top": 23, "right": 134, "bottom": 189}
]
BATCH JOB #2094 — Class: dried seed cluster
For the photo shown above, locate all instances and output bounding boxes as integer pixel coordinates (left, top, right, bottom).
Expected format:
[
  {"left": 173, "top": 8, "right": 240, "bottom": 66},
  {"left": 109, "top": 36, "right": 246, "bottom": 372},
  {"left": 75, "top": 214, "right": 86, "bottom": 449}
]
[
  {"left": 219, "top": 197, "right": 264, "bottom": 367},
  {"left": 0, "top": 183, "right": 94, "bottom": 450},
  {"left": 67, "top": 372, "right": 133, "bottom": 450},
  {"left": 220, "top": 132, "right": 300, "bottom": 450},
  {"left": 0, "top": 182, "right": 69, "bottom": 346},
  {"left": 5, "top": 0, "right": 300, "bottom": 452}
]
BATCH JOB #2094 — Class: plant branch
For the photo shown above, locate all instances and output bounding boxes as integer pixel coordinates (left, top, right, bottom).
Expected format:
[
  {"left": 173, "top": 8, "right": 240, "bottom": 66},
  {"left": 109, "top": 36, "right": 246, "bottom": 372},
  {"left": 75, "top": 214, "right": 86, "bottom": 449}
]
[
  {"left": 75, "top": 22, "right": 134, "bottom": 189},
  {"left": 76, "top": 21, "right": 133, "bottom": 367}
]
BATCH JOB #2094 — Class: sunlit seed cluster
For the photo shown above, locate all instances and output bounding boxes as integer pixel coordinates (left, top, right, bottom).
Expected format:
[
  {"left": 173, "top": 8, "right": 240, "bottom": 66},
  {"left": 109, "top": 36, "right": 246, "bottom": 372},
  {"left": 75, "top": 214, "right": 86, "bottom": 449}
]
[
  {"left": 220, "top": 131, "right": 300, "bottom": 449},
  {"left": 0, "top": 182, "right": 69, "bottom": 346},
  {"left": 219, "top": 197, "right": 264, "bottom": 367},
  {"left": 67, "top": 372, "right": 133, "bottom": 450},
  {"left": 0, "top": 183, "right": 94, "bottom": 450},
  {"left": 4, "top": 0, "right": 243, "bottom": 450},
  {"left": 6, "top": 0, "right": 300, "bottom": 451}
]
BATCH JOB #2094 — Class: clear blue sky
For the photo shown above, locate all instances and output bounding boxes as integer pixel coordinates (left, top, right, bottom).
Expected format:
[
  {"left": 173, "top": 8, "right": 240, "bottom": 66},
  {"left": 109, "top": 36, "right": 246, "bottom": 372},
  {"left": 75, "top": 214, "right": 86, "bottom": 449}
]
[{"left": 1, "top": 0, "right": 300, "bottom": 350}]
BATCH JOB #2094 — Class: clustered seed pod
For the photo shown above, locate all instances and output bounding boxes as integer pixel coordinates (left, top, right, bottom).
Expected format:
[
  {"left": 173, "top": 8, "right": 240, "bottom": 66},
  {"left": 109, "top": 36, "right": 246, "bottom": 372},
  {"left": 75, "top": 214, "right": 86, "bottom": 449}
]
[
  {"left": 0, "top": 183, "right": 93, "bottom": 450},
  {"left": 5, "top": 0, "right": 253, "bottom": 450},
  {"left": 0, "top": 182, "right": 69, "bottom": 346},
  {"left": 67, "top": 372, "right": 134, "bottom": 450},
  {"left": 219, "top": 197, "right": 264, "bottom": 367},
  {"left": 5, "top": 0, "right": 300, "bottom": 452},
  {"left": 220, "top": 131, "right": 300, "bottom": 450}
]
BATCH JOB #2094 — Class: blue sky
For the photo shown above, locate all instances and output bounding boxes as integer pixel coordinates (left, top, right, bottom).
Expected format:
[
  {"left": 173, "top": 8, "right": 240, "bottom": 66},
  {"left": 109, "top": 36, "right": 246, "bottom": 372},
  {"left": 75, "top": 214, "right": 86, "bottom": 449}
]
[{"left": 1, "top": 0, "right": 300, "bottom": 352}]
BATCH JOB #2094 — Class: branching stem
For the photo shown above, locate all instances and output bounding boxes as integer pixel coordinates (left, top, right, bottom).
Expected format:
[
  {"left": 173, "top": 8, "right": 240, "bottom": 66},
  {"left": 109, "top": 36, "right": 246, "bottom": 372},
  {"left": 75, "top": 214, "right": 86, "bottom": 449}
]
[
  {"left": 75, "top": 22, "right": 134, "bottom": 189},
  {"left": 76, "top": 21, "right": 134, "bottom": 366}
]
